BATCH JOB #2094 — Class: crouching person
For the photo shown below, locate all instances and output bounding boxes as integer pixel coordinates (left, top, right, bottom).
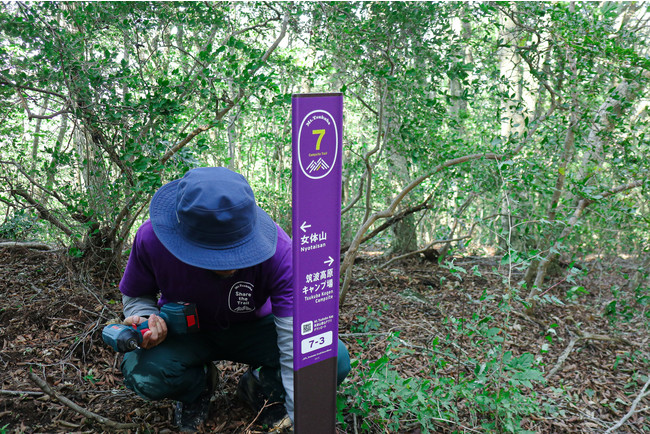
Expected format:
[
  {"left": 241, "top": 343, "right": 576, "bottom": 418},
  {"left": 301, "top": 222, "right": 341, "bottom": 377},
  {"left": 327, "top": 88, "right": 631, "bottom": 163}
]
[{"left": 118, "top": 167, "right": 351, "bottom": 431}]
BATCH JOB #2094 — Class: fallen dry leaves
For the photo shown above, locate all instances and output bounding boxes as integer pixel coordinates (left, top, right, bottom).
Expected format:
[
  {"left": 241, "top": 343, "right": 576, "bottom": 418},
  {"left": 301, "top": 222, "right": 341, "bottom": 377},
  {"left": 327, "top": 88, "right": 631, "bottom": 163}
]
[{"left": 1, "top": 247, "right": 649, "bottom": 433}]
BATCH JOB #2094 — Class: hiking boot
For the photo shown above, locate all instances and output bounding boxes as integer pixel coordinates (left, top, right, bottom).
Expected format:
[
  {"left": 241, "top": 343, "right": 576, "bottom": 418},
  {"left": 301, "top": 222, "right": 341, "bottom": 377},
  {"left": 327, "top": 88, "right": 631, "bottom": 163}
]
[
  {"left": 205, "top": 361, "right": 219, "bottom": 395},
  {"left": 174, "top": 362, "right": 219, "bottom": 432},
  {"left": 236, "top": 367, "right": 291, "bottom": 431}
]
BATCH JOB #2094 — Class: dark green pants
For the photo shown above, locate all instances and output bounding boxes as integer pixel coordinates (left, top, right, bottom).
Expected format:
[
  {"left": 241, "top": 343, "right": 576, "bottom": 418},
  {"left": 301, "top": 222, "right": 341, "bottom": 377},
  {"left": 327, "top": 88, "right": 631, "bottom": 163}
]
[{"left": 121, "top": 315, "right": 350, "bottom": 404}]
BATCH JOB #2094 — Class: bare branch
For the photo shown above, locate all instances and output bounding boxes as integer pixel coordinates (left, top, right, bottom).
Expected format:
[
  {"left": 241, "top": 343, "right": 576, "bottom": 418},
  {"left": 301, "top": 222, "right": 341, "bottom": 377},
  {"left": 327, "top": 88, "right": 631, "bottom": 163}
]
[
  {"left": 605, "top": 373, "right": 650, "bottom": 433},
  {"left": 1, "top": 160, "right": 75, "bottom": 210},
  {"left": 107, "top": 191, "right": 148, "bottom": 251},
  {"left": 547, "top": 331, "right": 633, "bottom": 381},
  {"left": 599, "top": 179, "right": 644, "bottom": 200},
  {"left": 363, "top": 84, "right": 389, "bottom": 224},
  {"left": 159, "top": 10, "right": 290, "bottom": 165},
  {"left": 528, "top": 179, "right": 645, "bottom": 300},
  {"left": 87, "top": 127, "right": 135, "bottom": 187},
  {"left": 0, "top": 75, "right": 68, "bottom": 100},
  {"left": 380, "top": 216, "right": 482, "bottom": 270},
  {"left": 0, "top": 241, "right": 55, "bottom": 251},
  {"left": 257, "top": 11, "right": 290, "bottom": 66},
  {"left": 26, "top": 108, "right": 71, "bottom": 121},
  {"left": 438, "top": 193, "right": 477, "bottom": 260},
  {"left": 15, "top": 88, "right": 70, "bottom": 120},
  {"left": 341, "top": 172, "right": 365, "bottom": 215},
  {"left": 10, "top": 188, "right": 80, "bottom": 248},
  {"left": 347, "top": 89, "right": 379, "bottom": 116},
  {"left": 160, "top": 124, "right": 214, "bottom": 165},
  {"left": 381, "top": 235, "right": 472, "bottom": 270},
  {"left": 357, "top": 191, "right": 435, "bottom": 247},
  {"left": 220, "top": 7, "right": 283, "bottom": 45},
  {"left": 28, "top": 369, "right": 138, "bottom": 430},
  {"left": 340, "top": 150, "right": 510, "bottom": 304}
]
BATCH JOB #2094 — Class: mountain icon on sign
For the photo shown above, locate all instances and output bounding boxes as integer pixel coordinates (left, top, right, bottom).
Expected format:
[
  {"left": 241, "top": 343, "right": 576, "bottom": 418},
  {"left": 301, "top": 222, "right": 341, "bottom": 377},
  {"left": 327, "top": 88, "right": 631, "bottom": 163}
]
[{"left": 306, "top": 158, "right": 330, "bottom": 173}]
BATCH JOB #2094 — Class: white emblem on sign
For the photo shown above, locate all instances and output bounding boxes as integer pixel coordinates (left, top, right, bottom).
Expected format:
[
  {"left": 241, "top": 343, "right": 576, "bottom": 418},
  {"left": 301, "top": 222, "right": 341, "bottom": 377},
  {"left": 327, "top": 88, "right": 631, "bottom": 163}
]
[
  {"left": 297, "top": 110, "right": 338, "bottom": 180},
  {"left": 306, "top": 158, "right": 330, "bottom": 174}
]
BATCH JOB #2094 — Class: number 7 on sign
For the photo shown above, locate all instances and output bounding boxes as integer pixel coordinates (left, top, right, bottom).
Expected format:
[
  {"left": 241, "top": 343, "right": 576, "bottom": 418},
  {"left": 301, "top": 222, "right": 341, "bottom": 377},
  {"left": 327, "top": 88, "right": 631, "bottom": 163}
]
[{"left": 312, "top": 129, "right": 325, "bottom": 150}]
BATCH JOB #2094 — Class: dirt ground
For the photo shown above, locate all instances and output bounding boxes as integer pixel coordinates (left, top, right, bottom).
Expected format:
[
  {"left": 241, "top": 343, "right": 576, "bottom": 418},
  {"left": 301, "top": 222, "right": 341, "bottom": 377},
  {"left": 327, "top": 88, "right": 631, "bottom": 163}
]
[{"left": 1, "top": 245, "right": 649, "bottom": 433}]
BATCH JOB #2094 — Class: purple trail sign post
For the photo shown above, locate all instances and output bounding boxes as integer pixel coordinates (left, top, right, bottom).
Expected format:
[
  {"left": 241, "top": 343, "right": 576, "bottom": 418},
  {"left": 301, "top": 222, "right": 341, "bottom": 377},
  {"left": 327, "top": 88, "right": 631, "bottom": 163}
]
[{"left": 292, "top": 93, "right": 343, "bottom": 433}]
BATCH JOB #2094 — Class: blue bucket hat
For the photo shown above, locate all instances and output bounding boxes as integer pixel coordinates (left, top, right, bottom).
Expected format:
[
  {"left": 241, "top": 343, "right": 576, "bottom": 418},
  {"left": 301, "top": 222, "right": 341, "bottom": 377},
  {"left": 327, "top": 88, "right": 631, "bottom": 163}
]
[{"left": 149, "top": 167, "right": 278, "bottom": 270}]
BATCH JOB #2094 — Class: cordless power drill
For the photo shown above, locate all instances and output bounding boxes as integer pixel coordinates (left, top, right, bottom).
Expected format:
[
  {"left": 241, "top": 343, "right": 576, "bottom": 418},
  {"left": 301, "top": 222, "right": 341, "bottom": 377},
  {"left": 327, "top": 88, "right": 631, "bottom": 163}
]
[{"left": 102, "top": 302, "right": 200, "bottom": 352}]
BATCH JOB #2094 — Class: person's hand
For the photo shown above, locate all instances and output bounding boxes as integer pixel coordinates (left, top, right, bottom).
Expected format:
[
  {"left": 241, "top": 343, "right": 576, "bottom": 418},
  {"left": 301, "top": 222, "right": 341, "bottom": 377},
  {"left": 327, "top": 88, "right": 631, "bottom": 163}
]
[{"left": 123, "top": 314, "right": 168, "bottom": 349}]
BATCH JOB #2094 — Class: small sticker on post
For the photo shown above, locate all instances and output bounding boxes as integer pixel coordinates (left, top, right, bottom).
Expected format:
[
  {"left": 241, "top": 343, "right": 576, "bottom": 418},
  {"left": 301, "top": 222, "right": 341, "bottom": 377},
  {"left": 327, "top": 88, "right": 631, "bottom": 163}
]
[{"left": 301, "top": 320, "right": 313, "bottom": 336}]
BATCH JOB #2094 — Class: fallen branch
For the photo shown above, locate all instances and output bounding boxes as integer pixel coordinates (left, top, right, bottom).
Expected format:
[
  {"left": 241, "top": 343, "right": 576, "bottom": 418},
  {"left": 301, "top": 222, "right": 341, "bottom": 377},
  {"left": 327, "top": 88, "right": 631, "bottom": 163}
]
[
  {"left": 510, "top": 309, "right": 547, "bottom": 329},
  {"left": 244, "top": 398, "right": 291, "bottom": 433},
  {"left": 0, "top": 389, "right": 44, "bottom": 396},
  {"left": 340, "top": 332, "right": 391, "bottom": 338},
  {"left": 0, "top": 241, "right": 54, "bottom": 251},
  {"left": 379, "top": 234, "right": 472, "bottom": 270},
  {"left": 27, "top": 369, "right": 138, "bottom": 430},
  {"left": 379, "top": 217, "right": 483, "bottom": 270},
  {"left": 56, "top": 419, "right": 82, "bottom": 429},
  {"left": 604, "top": 373, "right": 650, "bottom": 433},
  {"left": 546, "top": 331, "right": 632, "bottom": 380},
  {"left": 545, "top": 336, "right": 580, "bottom": 380}
]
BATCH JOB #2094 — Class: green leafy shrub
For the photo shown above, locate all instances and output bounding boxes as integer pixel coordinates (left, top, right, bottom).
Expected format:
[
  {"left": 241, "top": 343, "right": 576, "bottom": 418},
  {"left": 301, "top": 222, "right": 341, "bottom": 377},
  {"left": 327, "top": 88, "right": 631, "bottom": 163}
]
[
  {"left": 351, "top": 306, "right": 383, "bottom": 333},
  {"left": 0, "top": 209, "right": 38, "bottom": 240},
  {"left": 339, "top": 321, "right": 544, "bottom": 432},
  {"left": 339, "top": 333, "right": 445, "bottom": 433}
]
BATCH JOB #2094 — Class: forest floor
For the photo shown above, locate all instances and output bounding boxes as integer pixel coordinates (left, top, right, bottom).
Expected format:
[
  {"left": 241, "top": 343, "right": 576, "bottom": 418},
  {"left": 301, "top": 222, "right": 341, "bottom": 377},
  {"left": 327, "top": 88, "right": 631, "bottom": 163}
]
[{"left": 1, "top": 245, "right": 649, "bottom": 433}]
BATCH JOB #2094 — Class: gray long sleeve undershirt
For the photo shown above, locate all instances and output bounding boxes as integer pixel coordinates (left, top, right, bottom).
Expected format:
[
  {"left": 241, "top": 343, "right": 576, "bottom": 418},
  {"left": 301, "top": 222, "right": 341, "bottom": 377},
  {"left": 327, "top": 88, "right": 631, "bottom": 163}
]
[
  {"left": 274, "top": 315, "right": 294, "bottom": 422},
  {"left": 122, "top": 294, "right": 159, "bottom": 318}
]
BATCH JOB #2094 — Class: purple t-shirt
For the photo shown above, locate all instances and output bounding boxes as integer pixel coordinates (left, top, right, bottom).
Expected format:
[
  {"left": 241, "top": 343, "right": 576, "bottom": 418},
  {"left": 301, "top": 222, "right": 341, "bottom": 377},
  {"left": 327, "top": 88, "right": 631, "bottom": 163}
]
[{"left": 119, "top": 220, "right": 293, "bottom": 331}]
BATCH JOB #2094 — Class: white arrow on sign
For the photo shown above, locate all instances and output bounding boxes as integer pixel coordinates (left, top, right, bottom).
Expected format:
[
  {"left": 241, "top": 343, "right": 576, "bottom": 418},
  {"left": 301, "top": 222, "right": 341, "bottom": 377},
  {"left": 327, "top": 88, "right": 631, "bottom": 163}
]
[
  {"left": 324, "top": 256, "right": 334, "bottom": 267},
  {"left": 300, "top": 221, "right": 312, "bottom": 232}
]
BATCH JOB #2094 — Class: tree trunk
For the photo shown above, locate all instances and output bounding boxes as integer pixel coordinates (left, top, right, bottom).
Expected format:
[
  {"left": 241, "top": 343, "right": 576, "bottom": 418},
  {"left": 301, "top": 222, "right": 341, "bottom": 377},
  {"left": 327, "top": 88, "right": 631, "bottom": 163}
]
[
  {"left": 391, "top": 212, "right": 418, "bottom": 254},
  {"left": 527, "top": 180, "right": 644, "bottom": 301},
  {"left": 524, "top": 32, "right": 577, "bottom": 289},
  {"left": 30, "top": 96, "right": 50, "bottom": 175},
  {"left": 42, "top": 113, "right": 68, "bottom": 206},
  {"left": 226, "top": 97, "right": 239, "bottom": 172},
  {"left": 498, "top": 11, "right": 523, "bottom": 139}
]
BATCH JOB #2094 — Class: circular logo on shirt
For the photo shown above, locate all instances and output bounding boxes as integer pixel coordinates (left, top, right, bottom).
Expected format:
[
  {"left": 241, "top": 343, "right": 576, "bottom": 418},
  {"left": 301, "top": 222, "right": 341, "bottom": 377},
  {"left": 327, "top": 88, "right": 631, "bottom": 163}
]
[{"left": 228, "top": 281, "right": 256, "bottom": 313}]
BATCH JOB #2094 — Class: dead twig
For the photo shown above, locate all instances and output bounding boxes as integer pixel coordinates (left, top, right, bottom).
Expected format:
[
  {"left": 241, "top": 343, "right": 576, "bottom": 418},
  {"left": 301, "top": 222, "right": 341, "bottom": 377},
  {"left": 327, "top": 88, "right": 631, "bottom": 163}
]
[
  {"left": 244, "top": 398, "right": 289, "bottom": 433},
  {"left": 605, "top": 373, "right": 650, "bottom": 433},
  {"left": 340, "top": 332, "right": 392, "bottom": 338},
  {"left": 546, "top": 331, "right": 633, "bottom": 380},
  {"left": 245, "top": 398, "right": 268, "bottom": 431},
  {"left": 546, "top": 337, "right": 580, "bottom": 380},
  {"left": 0, "top": 389, "right": 44, "bottom": 397},
  {"left": 27, "top": 368, "right": 138, "bottom": 430},
  {"left": 0, "top": 241, "right": 55, "bottom": 251},
  {"left": 509, "top": 309, "right": 547, "bottom": 329},
  {"left": 379, "top": 215, "right": 488, "bottom": 270}
]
